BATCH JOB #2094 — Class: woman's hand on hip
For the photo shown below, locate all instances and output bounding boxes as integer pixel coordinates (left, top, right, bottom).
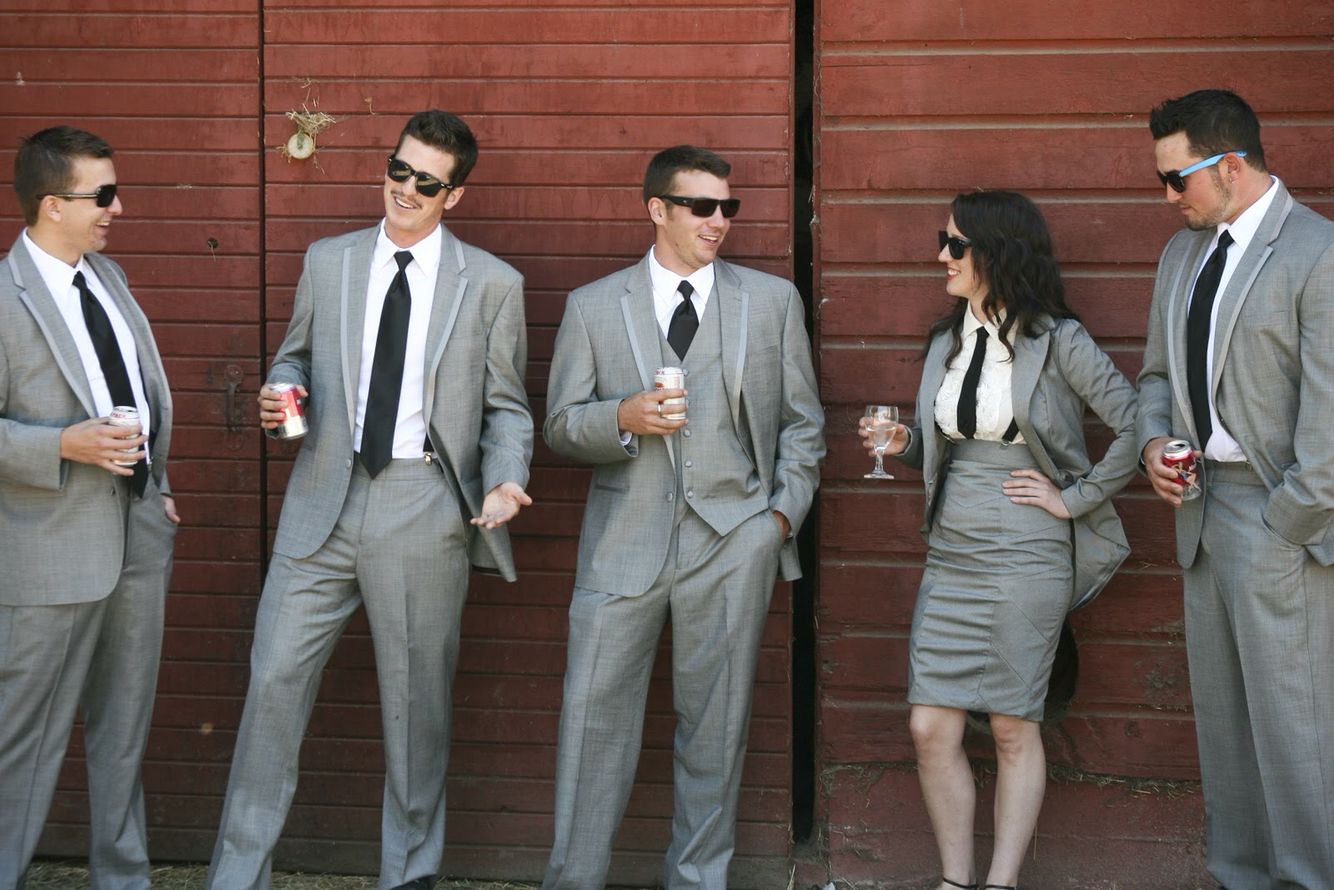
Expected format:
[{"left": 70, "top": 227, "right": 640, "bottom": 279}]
[{"left": 1002, "top": 468, "right": 1071, "bottom": 519}]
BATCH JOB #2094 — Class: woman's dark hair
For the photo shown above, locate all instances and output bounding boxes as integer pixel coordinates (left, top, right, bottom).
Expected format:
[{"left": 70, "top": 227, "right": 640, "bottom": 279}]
[{"left": 925, "top": 190, "right": 1078, "bottom": 364}]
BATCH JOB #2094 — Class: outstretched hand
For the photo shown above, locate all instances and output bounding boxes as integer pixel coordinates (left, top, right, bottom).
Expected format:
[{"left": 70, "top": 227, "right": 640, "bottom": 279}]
[{"left": 471, "top": 481, "right": 533, "bottom": 529}]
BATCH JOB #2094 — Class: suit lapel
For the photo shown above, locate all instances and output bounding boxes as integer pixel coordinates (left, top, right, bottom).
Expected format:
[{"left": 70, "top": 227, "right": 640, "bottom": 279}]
[
  {"left": 1167, "top": 232, "right": 1211, "bottom": 441},
  {"left": 1009, "top": 324, "right": 1062, "bottom": 481},
  {"left": 85, "top": 251, "right": 172, "bottom": 438},
  {"left": 619, "top": 257, "right": 672, "bottom": 462},
  {"left": 340, "top": 229, "right": 376, "bottom": 436},
  {"left": 714, "top": 259, "right": 747, "bottom": 431},
  {"left": 1210, "top": 184, "right": 1290, "bottom": 392},
  {"left": 918, "top": 333, "right": 951, "bottom": 485},
  {"left": 422, "top": 226, "right": 469, "bottom": 429},
  {"left": 7, "top": 238, "right": 98, "bottom": 418}
]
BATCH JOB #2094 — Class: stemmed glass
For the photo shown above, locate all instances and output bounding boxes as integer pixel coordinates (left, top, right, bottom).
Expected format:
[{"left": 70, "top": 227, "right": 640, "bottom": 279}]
[{"left": 864, "top": 404, "right": 899, "bottom": 480}]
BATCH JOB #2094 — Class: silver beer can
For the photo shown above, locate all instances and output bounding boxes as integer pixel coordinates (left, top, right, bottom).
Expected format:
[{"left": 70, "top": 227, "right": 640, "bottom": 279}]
[
  {"left": 654, "top": 366, "right": 687, "bottom": 420},
  {"left": 108, "top": 405, "right": 144, "bottom": 466},
  {"left": 269, "top": 382, "right": 308, "bottom": 439},
  {"left": 1162, "top": 439, "right": 1202, "bottom": 501}
]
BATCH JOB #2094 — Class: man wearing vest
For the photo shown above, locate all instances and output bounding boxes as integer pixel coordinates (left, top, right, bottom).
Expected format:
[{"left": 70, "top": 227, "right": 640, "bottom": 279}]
[
  {"left": 541, "top": 145, "right": 825, "bottom": 889},
  {"left": 0, "top": 125, "right": 179, "bottom": 889}
]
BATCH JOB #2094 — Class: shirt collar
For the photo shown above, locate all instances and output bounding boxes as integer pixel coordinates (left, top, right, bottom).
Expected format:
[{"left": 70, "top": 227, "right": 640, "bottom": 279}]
[
  {"left": 22, "top": 229, "right": 84, "bottom": 298},
  {"left": 374, "top": 221, "right": 442, "bottom": 274},
  {"left": 646, "top": 247, "right": 715, "bottom": 302},
  {"left": 961, "top": 305, "right": 1006, "bottom": 341},
  {"left": 1214, "top": 175, "right": 1279, "bottom": 254}
]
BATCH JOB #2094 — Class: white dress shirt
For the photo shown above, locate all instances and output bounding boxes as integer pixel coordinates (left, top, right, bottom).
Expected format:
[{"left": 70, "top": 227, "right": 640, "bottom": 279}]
[
  {"left": 934, "top": 308, "right": 1025, "bottom": 444},
  {"left": 1188, "top": 176, "right": 1280, "bottom": 462},
  {"left": 23, "top": 230, "right": 153, "bottom": 453},
  {"left": 648, "top": 247, "right": 714, "bottom": 339},
  {"left": 353, "top": 223, "right": 440, "bottom": 457}
]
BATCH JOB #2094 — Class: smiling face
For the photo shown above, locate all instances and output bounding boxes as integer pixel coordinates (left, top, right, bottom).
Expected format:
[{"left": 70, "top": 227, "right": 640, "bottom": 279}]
[
  {"left": 938, "top": 214, "right": 989, "bottom": 314},
  {"left": 648, "top": 169, "right": 731, "bottom": 275},
  {"left": 383, "top": 135, "right": 464, "bottom": 248},
  {"left": 32, "top": 155, "right": 122, "bottom": 266},
  {"left": 1154, "top": 131, "right": 1237, "bottom": 231}
]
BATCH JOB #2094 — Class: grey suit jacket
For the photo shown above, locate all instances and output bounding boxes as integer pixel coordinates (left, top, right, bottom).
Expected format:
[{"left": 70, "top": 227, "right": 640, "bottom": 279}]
[
  {"left": 902, "top": 317, "right": 1137, "bottom": 608},
  {"left": 268, "top": 223, "right": 532, "bottom": 580},
  {"left": 0, "top": 235, "right": 175, "bottom": 606},
  {"left": 1137, "top": 182, "right": 1334, "bottom": 567},
  {"left": 544, "top": 256, "right": 825, "bottom": 596}
]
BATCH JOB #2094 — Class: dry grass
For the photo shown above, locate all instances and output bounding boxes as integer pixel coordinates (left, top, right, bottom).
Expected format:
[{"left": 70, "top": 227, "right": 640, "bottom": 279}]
[{"left": 25, "top": 861, "right": 541, "bottom": 889}]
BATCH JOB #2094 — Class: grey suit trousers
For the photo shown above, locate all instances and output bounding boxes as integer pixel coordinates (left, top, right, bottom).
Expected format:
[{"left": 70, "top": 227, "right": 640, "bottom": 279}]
[
  {"left": 207, "top": 458, "right": 470, "bottom": 890},
  {"left": 1187, "top": 462, "right": 1334, "bottom": 890},
  {"left": 542, "top": 508, "right": 783, "bottom": 890},
  {"left": 0, "top": 477, "right": 174, "bottom": 890}
]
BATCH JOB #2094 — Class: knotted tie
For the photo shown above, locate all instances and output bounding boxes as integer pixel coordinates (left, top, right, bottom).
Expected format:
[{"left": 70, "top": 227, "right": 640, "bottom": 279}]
[
  {"left": 1186, "top": 230, "right": 1234, "bottom": 448},
  {"left": 76, "top": 270, "right": 147, "bottom": 495},
  {"left": 667, "top": 280, "right": 698, "bottom": 358},
  {"left": 956, "top": 327, "right": 989, "bottom": 440},
  {"left": 361, "top": 250, "right": 413, "bottom": 477}
]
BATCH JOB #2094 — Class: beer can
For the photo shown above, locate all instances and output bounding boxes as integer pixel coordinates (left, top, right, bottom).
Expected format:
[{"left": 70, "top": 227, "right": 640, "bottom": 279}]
[
  {"left": 269, "top": 382, "right": 308, "bottom": 439},
  {"left": 654, "top": 366, "right": 687, "bottom": 420},
  {"left": 1162, "top": 439, "right": 1202, "bottom": 501},
  {"left": 108, "top": 405, "right": 144, "bottom": 466}
]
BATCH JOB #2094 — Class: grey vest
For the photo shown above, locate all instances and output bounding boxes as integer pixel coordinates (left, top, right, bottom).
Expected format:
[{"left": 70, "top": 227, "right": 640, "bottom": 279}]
[{"left": 659, "top": 289, "right": 768, "bottom": 535}]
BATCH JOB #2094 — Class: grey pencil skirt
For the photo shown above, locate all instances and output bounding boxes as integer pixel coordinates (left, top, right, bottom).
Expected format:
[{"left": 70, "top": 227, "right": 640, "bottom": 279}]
[{"left": 907, "top": 438, "right": 1075, "bottom": 722}]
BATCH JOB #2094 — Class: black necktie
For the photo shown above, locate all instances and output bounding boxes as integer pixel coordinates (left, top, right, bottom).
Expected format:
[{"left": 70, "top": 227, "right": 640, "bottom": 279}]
[
  {"left": 76, "top": 271, "right": 147, "bottom": 495},
  {"left": 360, "top": 250, "right": 413, "bottom": 477},
  {"left": 667, "top": 280, "right": 698, "bottom": 358},
  {"left": 956, "top": 327, "right": 989, "bottom": 440},
  {"left": 1186, "top": 230, "right": 1234, "bottom": 449}
]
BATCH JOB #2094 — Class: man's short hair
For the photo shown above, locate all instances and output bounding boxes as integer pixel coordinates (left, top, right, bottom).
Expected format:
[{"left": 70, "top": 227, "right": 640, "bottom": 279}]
[
  {"left": 643, "top": 145, "right": 732, "bottom": 204},
  {"left": 1149, "top": 89, "right": 1267, "bottom": 172},
  {"left": 13, "top": 125, "right": 114, "bottom": 226},
  {"left": 394, "top": 110, "right": 479, "bottom": 187}
]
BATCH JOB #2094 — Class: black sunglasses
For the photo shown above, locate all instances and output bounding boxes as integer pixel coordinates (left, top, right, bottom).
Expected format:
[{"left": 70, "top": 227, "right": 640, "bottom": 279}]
[
  {"left": 938, "top": 230, "right": 972, "bottom": 260},
  {"left": 656, "top": 194, "right": 741, "bottom": 219},
  {"left": 386, "top": 156, "right": 454, "bottom": 197},
  {"left": 45, "top": 183, "right": 118, "bottom": 208}
]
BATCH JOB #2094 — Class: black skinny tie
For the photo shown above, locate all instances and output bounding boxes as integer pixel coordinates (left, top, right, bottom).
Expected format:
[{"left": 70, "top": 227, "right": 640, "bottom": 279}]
[
  {"left": 667, "top": 280, "right": 698, "bottom": 358},
  {"left": 956, "top": 327, "right": 989, "bottom": 440},
  {"left": 360, "top": 250, "right": 413, "bottom": 477},
  {"left": 1186, "top": 230, "right": 1234, "bottom": 449},
  {"left": 76, "top": 271, "right": 147, "bottom": 495}
]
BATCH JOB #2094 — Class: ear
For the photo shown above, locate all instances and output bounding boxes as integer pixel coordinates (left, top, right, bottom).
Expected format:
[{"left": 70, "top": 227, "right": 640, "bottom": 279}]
[
  {"left": 41, "top": 195, "right": 63, "bottom": 223},
  {"left": 442, "top": 186, "right": 465, "bottom": 212},
  {"left": 647, "top": 196, "right": 667, "bottom": 225}
]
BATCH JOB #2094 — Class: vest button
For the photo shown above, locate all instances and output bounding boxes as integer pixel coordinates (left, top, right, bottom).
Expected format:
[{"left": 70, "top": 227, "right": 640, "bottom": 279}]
[
  {"left": 666, "top": 492, "right": 674, "bottom": 502},
  {"left": 686, "top": 489, "right": 694, "bottom": 499},
  {"left": 682, "top": 429, "right": 691, "bottom": 438},
  {"left": 684, "top": 460, "right": 693, "bottom": 468}
]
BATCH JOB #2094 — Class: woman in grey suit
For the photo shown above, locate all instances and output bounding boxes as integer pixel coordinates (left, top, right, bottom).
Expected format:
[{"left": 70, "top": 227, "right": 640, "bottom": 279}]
[{"left": 862, "top": 191, "right": 1138, "bottom": 890}]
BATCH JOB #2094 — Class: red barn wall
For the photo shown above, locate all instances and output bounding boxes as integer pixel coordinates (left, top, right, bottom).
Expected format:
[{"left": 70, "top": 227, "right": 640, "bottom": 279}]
[{"left": 811, "top": 2, "right": 1334, "bottom": 886}]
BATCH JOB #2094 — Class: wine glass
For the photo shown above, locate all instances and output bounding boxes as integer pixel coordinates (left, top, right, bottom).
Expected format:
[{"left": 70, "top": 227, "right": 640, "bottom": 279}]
[{"left": 863, "top": 404, "right": 899, "bottom": 480}]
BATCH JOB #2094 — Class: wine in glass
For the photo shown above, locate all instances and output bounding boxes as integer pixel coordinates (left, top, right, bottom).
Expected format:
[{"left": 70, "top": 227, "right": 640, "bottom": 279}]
[{"left": 864, "top": 404, "right": 899, "bottom": 480}]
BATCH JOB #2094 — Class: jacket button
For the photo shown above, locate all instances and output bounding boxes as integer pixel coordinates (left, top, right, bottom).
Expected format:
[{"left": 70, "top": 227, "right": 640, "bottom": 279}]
[
  {"left": 682, "top": 429, "right": 691, "bottom": 438},
  {"left": 684, "top": 460, "right": 693, "bottom": 468},
  {"left": 666, "top": 493, "right": 674, "bottom": 502},
  {"left": 686, "top": 489, "right": 694, "bottom": 499}
]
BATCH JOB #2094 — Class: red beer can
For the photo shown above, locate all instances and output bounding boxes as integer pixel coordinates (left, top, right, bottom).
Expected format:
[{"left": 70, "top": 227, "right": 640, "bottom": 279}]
[
  {"left": 269, "top": 382, "right": 308, "bottom": 439},
  {"left": 108, "top": 405, "right": 144, "bottom": 466},
  {"left": 654, "top": 367, "right": 687, "bottom": 420},
  {"left": 1162, "top": 439, "right": 1201, "bottom": 501}
]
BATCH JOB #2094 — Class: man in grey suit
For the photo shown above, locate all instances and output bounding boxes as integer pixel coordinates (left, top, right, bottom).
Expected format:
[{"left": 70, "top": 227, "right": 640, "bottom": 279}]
[
  {"left": 1137, "top": 89, "right": 1334, "bottom": 889},
  {"left": 0, "top": 126, "right": 179, "bottom": 889},
  {"left": 207, "top": 111, "right": 533, "bottom": 890},
  {"left": 541, "top": 145, "right": 824, "bottom": 889}
]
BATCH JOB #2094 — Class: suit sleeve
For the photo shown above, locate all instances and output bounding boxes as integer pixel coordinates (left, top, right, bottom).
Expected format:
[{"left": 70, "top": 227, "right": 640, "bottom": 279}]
[
  {"left": 268, "top": 245, "right": 317, "bottom": 390},
  {"left": 543, "top": 294, "right": 639, "bottom": 465},
  {"left": 1135, "top": 238, "right": 1180, "bottom": 461},
  {"left": 1054, "top": 322, "right": 1139, "bottom": 518},
  {"left": 479, "top": 275, "right": 533, "bottom": 492},
  {"left": 0, "top": 338, "right": 66, "bottom": 491},
  {"left": 768, "top": 284, "right": 825, "bottom": 533},
  {"left": 1263, "top": 239, "right": 1334, "bottom": 545}
]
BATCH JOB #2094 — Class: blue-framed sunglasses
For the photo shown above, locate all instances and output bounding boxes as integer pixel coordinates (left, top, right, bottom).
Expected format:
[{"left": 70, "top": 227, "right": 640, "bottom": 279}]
[{"left": 1157, "top": 150, "right": 1247, "bottom": 193}]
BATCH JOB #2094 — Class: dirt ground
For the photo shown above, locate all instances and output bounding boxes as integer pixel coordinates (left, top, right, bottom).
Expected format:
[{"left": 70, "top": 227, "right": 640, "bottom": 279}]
[{"left": 25, "top": 862, "right": 543, "bottom": 889}]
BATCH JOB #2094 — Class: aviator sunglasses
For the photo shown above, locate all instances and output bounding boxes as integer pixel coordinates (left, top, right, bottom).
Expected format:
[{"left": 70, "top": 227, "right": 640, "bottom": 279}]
[
  {"left": 44, "top": 183, "right": 118, "bottom": 208},
  {"left": 938, "top": 230, "right": 972, "bottom": 260},
  {"left": 656, "top": 194, "right": 741, "bottom": 219},
  {"left": 1157, "top": 150, "right": 1247, "bottom": 193},
  {"left": 386, "top": 156, "right": 454, "bottom": 197}
]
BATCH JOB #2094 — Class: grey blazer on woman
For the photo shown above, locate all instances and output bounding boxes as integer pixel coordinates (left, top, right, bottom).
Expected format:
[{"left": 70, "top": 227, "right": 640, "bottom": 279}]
[{"left": 900, "top": 317, "right": 1138, "bottom": 608}]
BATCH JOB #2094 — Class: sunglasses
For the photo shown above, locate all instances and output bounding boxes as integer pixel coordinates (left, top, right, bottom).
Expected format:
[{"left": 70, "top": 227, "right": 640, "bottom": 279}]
[
  {"left": 656, "top": 194, "right": 741, "bottom": 219},
  {"left": 1157, "top": 150, "right": 1247, "bottom": 193},
  {"left": 938, "top": 230, "right": 972, "bottom": 260},
  {"left": 386, "top": 156, "right": 454, "bottom": 198},
  {"left": 45, "top": 183, "right": 118, "bottom": 208}
]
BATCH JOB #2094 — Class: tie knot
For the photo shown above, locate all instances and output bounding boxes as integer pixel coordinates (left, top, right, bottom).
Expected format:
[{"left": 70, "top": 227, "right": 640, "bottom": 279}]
[
  {"left": 73, "top": 270, "right": 88, "bottom": 291},
  {"left": 677, "top": 280, "right": 694, "bottom": 299},
  {"left": 975, "top": 327, "right": 989, "bottom": 342},
  {"left": 1216, "top": 229, "right": 1234, "bottom": 251},
  {"left": 394, "top": 250, "right": 413, "bottom": 272}
]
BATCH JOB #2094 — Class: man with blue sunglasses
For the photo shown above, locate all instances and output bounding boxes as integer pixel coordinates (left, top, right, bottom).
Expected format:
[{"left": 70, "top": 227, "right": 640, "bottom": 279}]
[{"left": 1137, "top": 89, "right": 1334, "bottom": 890}]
